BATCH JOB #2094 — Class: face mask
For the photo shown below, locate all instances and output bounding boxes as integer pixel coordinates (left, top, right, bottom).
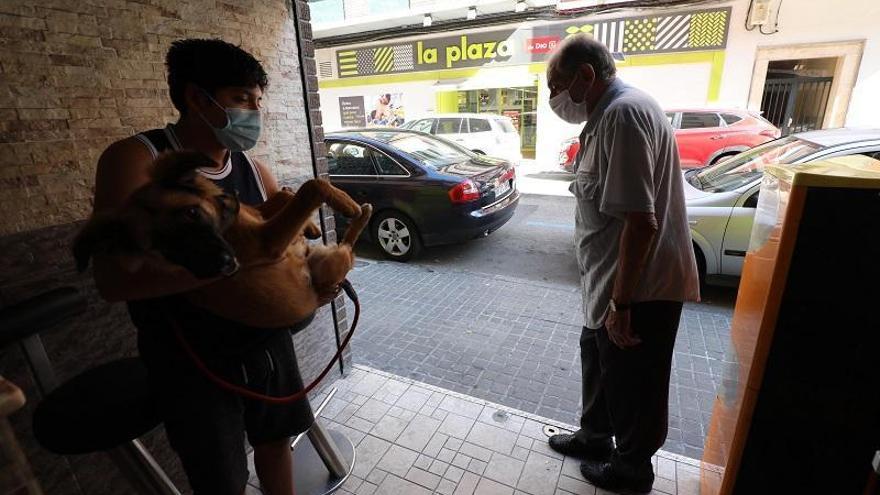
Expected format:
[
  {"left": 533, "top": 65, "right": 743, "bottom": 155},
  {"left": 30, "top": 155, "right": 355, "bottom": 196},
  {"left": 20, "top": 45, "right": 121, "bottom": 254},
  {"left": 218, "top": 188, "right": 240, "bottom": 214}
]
[
  {"left": 550, "top": 73, "right": 592, "bottom": 124},
  {"left": 197, "top": 89, "right": 261, "bottom": 152}
]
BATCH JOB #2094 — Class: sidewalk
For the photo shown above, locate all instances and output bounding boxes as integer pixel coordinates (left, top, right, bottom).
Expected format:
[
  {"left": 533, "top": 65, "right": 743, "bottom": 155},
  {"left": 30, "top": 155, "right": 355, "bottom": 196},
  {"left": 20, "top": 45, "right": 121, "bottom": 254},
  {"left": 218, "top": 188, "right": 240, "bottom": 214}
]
[
  {"left": 248, "top": 365, "right": 721, "bottom": 494},
  {"left": 345, "top": 260, "right": 735, "bottom": 460}
]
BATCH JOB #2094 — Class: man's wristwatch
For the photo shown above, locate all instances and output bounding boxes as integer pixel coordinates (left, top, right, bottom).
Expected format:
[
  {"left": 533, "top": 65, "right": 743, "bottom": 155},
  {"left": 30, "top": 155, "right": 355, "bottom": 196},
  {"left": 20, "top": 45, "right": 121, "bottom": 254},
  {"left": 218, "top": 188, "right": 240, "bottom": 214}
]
[{"left": 609, "top": 299, "right": 631, "bottom": 313}]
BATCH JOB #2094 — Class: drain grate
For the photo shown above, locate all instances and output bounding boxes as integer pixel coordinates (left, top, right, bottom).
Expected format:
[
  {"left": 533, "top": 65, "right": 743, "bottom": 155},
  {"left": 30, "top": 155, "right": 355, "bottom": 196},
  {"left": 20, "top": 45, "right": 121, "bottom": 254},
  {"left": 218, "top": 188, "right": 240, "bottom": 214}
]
[{"left": 542, "top": 425, "right": 561, "bottom": 437}]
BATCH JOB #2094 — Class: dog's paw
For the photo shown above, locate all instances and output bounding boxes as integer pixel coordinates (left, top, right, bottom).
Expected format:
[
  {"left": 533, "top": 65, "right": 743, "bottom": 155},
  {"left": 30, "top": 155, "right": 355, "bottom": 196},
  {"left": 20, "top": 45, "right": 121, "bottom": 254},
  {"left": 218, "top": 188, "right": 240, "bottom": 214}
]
[{"left": 359, "top": 203, "right": 373, "bottom": 220}]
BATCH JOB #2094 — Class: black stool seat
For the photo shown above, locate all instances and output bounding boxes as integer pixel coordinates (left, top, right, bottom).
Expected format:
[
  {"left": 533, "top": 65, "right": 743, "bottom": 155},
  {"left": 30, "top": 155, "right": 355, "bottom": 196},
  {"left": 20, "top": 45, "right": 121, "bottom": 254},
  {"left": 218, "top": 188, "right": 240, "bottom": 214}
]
[{"left": 33, "top": 358, "right": 161, "bottom": 455}]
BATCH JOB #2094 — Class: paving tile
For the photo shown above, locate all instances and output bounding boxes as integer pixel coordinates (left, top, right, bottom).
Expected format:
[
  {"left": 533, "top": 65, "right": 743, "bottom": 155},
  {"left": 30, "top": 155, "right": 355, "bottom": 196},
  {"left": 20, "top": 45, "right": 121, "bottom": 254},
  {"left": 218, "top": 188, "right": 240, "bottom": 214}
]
[
  {"left": 356, "top": 399, "right": 392, "bottom": 423},
  {"left": 356, "top": 481, "right": 378, "bottom": 495},
  {"left": 657, "top": 457, "right": 677, "bottom": 481},
  {"left": 675, "top": 463, "right": 702, "bottom": 495},
  {"left": 438, "top": 395, "right": 485, "bottom": 419},
  {"left": 395, "top": 387, "right": 432, "bottom": 412},
  {"left": 423, "top": 431, "right": 450, "bottom": 457},
  {"left": 453, "top": 453, "right": 473, "bottom": 469},
  {"left": 459, "top": 442, "right": 493, "bottom": 462},
  {"left": 352, "top": 373, "right": 388, "bottom": 397},
  {"left": 516, "top": 451, "right": 563, "bottom": 495},
  {"left": 370, "top": 414, "right": 409, "bottom": 442},
  {"left": 365, "top": 469, "right": 388, "bottom": 486},
  {"left": 374, "top": 473, "right": 431, "bottom": 495},
  {"left": 429, "top": 459, "right": 450, "bottom": 476},
  {"left": 475, "top": 477, "right": 515, "bottom": 495},
  {"left": 446, "top": 437, "right": 464, "bottom": 451},
  {"left": 439, "top": 412, "right": 477, "bottom": 439},
  {"left": 484, "top": 452, "right": 525, "bottom": 488},
  {"left": 516, "top": 436, "right": 534, "bottom": 449},
  {"left": 396, "top": 414, "right": 442, "bottom": 452},
  {"left": 438, "top": 478, "right": 458, "bottom": 495},
  {"left": 414, "top": 454, "right": 433, "bottom": 470},
  {"left": 529, "top": 437, "right": 565, "bottom": 461},
  {"left": 560, "top": 457, "right": 580, "bottom": 480},
  {"left": 453, "top": 471, "right": 481, "bottom": 495},
  {"left": 511, "top": 445, "right": 531, "bottom": 461},
  {"left": 653, "top": 476, "right": 677, "bottom": 494},
  {"left": 479, "top": 407, "right": 526, "bottom": 434},
  {"left": 348, "top": 415, "right": 377, "bottom": 433},
  {"left": 376, "top": 445, "right": 419, "bottom": 477},
  {"left": 467, "top": 458, "right": 487, "bottom": 475},
  {"left": 466, "top": 421, "right": 519, "bottom": 456},
  {"left": 352, "top": 435, "right": 392, "bottom": 479},
  {"left": 444, "top": 465, "right": 466, "bottom": 483},
  {"left": 556, "top": 475, "right": 596, "bottom": 495},
  {"left": 405, "top": 467, "right": 442, "bottom": 490}
]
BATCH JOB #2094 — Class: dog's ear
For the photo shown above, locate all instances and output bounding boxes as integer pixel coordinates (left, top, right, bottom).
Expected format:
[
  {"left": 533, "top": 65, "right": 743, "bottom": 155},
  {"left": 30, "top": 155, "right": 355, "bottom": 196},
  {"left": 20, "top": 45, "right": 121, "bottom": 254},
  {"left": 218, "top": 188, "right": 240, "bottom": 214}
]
[
  {"left": 151, "top": 151, "right": 218, "bottom": 187},
  {"left": 72, "top": 212, "right": 149, "bottom": 272}
]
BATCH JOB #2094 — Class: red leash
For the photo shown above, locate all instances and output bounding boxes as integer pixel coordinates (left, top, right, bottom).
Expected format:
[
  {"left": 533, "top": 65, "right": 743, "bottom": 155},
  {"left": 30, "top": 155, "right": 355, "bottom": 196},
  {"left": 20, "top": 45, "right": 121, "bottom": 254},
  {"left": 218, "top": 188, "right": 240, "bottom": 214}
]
[{"left": 171, "top": 280, "right": 359, "bottom": 404}]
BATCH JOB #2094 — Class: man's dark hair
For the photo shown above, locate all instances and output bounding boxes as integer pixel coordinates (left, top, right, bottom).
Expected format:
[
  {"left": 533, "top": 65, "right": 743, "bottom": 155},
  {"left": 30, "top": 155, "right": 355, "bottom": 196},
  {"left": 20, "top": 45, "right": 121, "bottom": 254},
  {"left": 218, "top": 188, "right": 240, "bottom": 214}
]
[
  {"left": 549, "top": 34, "right": 617, "bottom": 82},
  {"left": 166, "top": 39, "right": 269, "bottom": 114}
]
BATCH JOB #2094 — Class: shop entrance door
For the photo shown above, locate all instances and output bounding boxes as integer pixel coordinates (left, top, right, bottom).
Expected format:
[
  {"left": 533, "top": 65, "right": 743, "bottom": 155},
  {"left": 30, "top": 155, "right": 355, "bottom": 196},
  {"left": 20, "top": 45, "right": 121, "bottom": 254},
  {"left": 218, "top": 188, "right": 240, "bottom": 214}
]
[{"left": 457, "top": 86, "right": 538, "bottom": 158}]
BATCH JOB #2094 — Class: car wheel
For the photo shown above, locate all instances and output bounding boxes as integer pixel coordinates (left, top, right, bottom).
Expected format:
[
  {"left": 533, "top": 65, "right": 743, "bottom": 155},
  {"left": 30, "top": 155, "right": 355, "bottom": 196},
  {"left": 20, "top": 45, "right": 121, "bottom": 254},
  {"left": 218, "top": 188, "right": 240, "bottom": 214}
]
[{"left": 373, "top": 211, "right": 421, "bottom": 262}]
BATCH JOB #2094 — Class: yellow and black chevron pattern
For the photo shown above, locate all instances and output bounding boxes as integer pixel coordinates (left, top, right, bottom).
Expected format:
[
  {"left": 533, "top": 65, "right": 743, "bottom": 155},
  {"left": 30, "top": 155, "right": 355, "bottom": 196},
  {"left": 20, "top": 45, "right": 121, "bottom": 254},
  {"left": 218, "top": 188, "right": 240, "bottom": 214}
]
[
  {"left": 688, "top": 11, "right": 727, "bottom": 47},
  {"left": 337, "top": 50, "right": 358, "bottom": 77},
  {"left": 623, "top": 18, "right": 655, "bottom": 52},
  {"left": 374, "top": 46, "right": 394, "bottom": 73}
]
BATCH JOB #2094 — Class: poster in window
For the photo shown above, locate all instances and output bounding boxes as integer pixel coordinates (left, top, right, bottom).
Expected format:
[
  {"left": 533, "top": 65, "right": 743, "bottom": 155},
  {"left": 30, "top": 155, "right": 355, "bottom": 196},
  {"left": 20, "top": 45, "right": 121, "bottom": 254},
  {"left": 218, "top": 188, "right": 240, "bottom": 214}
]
[
  {"left": 339, "top": 96, "right": 366, "bottom": 128},
  {"left": 367, "top": 92, "right": 405, "bottom": 127}
]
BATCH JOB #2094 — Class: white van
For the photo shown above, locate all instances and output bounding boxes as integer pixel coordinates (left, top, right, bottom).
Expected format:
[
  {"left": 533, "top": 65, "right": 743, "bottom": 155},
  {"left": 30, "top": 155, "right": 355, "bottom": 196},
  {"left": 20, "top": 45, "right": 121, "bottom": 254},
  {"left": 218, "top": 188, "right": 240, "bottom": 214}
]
[{"left": 401, "top": 113, "right": 523, "bottom": 164}]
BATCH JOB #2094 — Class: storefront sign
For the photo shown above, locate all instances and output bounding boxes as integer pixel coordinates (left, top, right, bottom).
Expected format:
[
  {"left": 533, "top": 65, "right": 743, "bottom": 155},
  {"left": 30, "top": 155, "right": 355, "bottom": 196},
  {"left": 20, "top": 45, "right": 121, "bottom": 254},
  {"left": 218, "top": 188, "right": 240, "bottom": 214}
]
[
  {"left": 334, "top": 7, "right": 730, "bottom": 78},
  {"left": 339, "top": 96, "right": 366, "bottom": 127}
]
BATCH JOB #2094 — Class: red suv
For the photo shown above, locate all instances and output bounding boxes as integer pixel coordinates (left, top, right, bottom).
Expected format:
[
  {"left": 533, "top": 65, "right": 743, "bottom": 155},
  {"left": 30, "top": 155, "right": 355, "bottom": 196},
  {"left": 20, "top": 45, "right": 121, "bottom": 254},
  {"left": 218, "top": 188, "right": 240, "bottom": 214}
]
[{"left": 558, "top": 109, "right": 780, "bottom": 172}]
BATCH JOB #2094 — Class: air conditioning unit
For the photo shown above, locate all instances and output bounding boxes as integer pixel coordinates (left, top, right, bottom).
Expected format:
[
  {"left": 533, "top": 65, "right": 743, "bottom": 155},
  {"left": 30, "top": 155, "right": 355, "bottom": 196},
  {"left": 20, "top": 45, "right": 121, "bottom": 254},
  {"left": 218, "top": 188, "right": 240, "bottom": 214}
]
[{"left": 748, "top": 0, "right": 773, "bottom": 26}]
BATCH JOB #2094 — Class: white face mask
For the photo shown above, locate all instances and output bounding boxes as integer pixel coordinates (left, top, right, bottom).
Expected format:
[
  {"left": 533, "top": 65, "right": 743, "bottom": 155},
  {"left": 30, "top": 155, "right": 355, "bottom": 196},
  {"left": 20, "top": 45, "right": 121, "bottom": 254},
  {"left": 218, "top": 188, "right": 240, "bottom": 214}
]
[{"left": 550, "top": 73, "right": 591, "bottom": 124}]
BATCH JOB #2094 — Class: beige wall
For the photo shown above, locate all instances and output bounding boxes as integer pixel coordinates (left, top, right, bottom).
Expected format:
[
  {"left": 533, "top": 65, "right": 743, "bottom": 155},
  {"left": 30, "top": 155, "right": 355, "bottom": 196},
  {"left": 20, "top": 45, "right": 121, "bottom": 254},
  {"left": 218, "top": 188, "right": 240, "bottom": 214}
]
[{"left": 0, "top": 0, "right": 314, "bottom": 236}]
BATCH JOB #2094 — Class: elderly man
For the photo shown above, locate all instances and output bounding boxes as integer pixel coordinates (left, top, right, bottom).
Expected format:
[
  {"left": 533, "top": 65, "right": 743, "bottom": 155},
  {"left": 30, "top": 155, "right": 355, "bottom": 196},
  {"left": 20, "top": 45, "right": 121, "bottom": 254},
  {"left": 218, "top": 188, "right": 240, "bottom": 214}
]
[{"left": 545, "top": 35, "right": 700, "bottom": 493}]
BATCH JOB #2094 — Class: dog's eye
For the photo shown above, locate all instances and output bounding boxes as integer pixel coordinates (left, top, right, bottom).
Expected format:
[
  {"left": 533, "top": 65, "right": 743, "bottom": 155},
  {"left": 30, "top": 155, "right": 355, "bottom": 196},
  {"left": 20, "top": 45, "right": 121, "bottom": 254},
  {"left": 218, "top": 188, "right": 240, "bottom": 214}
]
[{"left": 183, "top": 206, "right": 201, "bottom": 220}]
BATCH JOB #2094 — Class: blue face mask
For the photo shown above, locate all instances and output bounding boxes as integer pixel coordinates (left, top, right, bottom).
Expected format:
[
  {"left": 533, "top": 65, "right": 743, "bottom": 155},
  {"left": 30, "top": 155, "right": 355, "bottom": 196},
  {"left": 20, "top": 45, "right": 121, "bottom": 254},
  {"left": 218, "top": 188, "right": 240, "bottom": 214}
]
[{"left": 198, "top": 89, "right": 262, "bottom": 152}]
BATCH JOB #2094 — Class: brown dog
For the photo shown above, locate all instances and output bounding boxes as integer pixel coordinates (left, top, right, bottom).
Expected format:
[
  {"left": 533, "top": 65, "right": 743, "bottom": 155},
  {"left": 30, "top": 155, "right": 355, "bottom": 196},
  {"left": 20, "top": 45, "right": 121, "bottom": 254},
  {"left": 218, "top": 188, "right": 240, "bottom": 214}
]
[{"left": 73, "top": 151, "right": 372, "bottom": 328}]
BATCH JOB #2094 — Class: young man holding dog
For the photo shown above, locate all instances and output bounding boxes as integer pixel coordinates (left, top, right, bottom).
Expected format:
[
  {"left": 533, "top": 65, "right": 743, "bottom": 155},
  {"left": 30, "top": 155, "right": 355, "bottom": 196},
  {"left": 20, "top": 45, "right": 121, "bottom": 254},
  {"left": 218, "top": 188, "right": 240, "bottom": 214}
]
[
  {"left": 544, "top": 35, "right": 700, "bottom": 493},
  {"left": 90, "top": 39, "right": 324, "bottom": 495}
]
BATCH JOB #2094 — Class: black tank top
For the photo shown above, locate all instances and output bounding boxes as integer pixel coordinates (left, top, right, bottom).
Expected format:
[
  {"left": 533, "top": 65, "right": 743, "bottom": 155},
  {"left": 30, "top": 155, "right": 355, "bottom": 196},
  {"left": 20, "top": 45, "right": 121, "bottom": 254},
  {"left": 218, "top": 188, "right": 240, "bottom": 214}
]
[
  {"left": 134, "top": 124, "right": 268, "bottom": 206},
  {"left": 128, "top": 125, "right": 294, "bottom": 357}
]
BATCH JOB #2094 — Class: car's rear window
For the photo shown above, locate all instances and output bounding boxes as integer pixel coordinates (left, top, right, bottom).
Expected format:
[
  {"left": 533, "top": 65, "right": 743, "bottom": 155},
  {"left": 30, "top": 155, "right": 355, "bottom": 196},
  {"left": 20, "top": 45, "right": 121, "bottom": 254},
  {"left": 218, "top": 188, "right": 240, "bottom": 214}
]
[
  {"left": 690, "top": 136, "right": 822, "bottom": 192},
  {"left": 721, "top": 113, "right": 743, "bottom": 125}
]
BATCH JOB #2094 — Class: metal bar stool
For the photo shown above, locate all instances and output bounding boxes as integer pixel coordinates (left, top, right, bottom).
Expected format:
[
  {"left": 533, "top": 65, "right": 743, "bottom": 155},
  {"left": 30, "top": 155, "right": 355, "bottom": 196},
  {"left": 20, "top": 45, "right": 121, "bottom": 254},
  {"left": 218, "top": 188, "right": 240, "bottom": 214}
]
[{"left": 0, "top": 287, "right": 179, "bottom": 495}]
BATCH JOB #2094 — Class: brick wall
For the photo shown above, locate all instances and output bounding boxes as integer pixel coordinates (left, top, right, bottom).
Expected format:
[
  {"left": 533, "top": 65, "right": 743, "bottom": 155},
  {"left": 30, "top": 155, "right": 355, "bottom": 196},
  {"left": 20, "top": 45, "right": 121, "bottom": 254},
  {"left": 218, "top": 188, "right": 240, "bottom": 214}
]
[{"left": 0, "top": 0, "right": 347, "bottom": 493}]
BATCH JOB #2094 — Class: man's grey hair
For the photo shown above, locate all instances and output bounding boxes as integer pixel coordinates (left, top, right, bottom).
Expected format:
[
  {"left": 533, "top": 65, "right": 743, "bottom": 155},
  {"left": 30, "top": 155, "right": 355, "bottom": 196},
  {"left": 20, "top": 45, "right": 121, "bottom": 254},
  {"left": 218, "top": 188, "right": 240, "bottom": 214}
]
[{"left": 548, "top": 34, "right": 617, "bottom": 82}]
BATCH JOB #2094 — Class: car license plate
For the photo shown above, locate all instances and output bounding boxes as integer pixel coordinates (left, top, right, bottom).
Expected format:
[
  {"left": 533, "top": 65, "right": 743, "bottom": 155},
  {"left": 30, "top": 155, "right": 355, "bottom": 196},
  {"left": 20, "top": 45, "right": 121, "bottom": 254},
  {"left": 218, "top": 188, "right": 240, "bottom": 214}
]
[{"left": 495, "top": 180, "right": 511, "bottom": 197}]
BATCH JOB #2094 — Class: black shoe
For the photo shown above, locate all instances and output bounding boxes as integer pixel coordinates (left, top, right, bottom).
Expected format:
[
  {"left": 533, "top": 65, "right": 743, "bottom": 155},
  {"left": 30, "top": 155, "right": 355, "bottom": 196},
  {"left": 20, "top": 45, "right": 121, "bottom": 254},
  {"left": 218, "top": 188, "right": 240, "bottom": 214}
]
[
  {"left": 579, "top": 457, "right": 654, "bottom": 495},
  {"left": 547, "top": 433, "right": 613, "bottom": 461}
]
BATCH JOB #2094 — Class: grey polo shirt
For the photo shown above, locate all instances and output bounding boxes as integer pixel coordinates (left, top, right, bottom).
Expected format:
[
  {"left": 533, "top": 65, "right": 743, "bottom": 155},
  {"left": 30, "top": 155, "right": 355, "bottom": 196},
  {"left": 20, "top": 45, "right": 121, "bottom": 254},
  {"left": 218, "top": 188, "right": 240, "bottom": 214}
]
[{"left": 570, "top": 78, "right": 700, "bottom": 329}]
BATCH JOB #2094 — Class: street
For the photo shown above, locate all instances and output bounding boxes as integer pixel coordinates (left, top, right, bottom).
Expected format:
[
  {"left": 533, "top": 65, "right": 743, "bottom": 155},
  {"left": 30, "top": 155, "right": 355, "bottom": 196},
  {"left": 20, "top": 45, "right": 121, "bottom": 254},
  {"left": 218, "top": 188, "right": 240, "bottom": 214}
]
[{"left": 345, "top": 164, "right": 738, "bottom": 459}]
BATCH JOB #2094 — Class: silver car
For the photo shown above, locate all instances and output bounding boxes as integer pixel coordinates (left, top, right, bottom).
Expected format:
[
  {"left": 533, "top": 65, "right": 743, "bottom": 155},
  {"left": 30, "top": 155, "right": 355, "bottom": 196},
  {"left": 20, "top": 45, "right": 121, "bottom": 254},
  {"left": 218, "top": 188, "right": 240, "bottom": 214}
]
[{"left": 685, "top": 128, "right": 880, "bottom": 284}]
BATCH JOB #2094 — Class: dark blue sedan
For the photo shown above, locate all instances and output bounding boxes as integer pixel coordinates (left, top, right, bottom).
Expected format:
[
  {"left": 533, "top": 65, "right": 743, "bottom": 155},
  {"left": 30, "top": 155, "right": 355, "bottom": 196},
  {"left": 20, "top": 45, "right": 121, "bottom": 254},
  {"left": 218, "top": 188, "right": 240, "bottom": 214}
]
[{"left": 326, "top": 128, "right": 520, "bottom": 261}]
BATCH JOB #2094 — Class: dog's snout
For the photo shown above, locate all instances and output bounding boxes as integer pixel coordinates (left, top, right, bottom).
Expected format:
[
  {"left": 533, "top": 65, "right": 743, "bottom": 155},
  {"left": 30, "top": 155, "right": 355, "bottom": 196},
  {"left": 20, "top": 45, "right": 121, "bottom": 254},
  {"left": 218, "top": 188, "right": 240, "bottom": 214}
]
[{"left": 220, "top": 253, "right": 240, "bottom": 276}]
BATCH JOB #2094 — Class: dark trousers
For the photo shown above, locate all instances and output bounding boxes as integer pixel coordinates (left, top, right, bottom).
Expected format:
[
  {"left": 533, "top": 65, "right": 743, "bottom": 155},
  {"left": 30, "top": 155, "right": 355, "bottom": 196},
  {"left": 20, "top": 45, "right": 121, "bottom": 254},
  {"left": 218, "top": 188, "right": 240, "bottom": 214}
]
[{"left": 575, "top": 301, "right": 683, "bottom": 467}]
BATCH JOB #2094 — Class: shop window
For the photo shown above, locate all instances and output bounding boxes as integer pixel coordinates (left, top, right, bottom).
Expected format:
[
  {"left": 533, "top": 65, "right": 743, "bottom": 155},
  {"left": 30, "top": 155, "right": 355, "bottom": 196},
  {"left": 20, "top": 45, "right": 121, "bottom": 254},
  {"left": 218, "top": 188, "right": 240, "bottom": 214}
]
[
  {"left": 436, "top": 118, "right": 463, "bottom": 134},
  {"left": 681, "top": 112, "right": 722, "bottom": 129},
  {"left": 327, "top": 143, "right": 376, "bottom": 176},
  {"left": 468, "top": 119, "right": 491, "bottom": 133}
]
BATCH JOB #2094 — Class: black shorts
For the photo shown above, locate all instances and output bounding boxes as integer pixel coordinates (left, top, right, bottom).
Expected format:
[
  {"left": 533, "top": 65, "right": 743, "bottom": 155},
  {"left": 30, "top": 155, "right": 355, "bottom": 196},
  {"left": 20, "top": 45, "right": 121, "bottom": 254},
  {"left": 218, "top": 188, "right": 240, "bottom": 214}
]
[{"left": 135, "top": 305, "right": 314, "bottom": 495}]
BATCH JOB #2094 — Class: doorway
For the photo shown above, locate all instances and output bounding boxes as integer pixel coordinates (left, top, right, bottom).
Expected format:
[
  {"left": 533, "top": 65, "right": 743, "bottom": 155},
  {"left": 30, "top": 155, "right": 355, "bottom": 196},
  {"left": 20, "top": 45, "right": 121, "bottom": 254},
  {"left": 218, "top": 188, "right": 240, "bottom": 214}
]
[
  {"left": 761, "top": 58, "right": 836, "bottom": 135},
  {"left": 747, "top": 41, "right": 865, "bottom": 132}
]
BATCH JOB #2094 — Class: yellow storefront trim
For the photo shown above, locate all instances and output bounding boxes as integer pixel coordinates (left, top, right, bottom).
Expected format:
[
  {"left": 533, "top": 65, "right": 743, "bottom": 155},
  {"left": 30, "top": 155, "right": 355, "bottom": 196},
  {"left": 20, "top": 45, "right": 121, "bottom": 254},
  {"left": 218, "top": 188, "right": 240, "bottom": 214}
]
[{"left": 319, "top": 50, "right": 726, "bottom": 102}]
